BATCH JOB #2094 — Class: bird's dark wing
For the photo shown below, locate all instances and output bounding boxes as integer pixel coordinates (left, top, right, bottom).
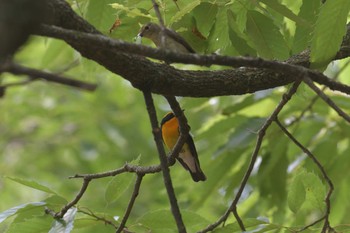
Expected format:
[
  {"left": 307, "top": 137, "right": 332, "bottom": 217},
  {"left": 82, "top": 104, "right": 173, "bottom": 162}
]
[{"left": 165, "top": 28, "right": 196, "bottom": 53}]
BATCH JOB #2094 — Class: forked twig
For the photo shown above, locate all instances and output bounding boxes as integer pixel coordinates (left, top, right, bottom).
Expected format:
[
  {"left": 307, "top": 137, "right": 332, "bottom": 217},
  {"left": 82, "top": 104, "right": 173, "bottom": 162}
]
[
  {"left": 199, "top": 80, "right": 302, "bottom": 232},
  {"left": 275, "top": 119, "right": 334, "bottom": 233}
]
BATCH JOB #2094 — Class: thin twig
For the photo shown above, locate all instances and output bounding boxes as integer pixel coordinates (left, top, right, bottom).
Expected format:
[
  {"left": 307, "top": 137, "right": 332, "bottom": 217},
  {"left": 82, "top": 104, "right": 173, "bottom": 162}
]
[
  {"left": 304, "top": 77, "right": 350, "bottom": 123},
  {"left": 116, "top": 174, "right": 144, "bottom": 233},
  {"left": 288, "top": 60, "right": 350, "bottom": 127},
  {"left": 143, "top": 90, "right": 187, "bottom": 233},
  {"left": 55, "top": 178, "right": 91, "bottom": 218},
  {"left": 275, "top": 119, "right": 334, "bottom": 233},
  {"left": 199, "top": 80, "right": 302, "bottom": 233},
  {"left": 70, "top": 163, "right": 161, "bottom": 180},
  {"left": 151, "top": 0, "right": 165, "bottom": 27},
  {"left": 0, "top": 79, "right": 34, "bottom": 88},
  {"left": 79, "top": 207, "right": 118, "bottom": 229},
  {"left": 1, "top": 61, "right": 97, "bottom": 91},
  {"left": 48, "top": 163, "right": 161, "bottom": 218}
]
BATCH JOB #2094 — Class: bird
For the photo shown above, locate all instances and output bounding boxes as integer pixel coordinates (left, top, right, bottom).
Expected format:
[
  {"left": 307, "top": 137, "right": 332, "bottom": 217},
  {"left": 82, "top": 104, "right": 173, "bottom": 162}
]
[
  {"left": 137, "top": 22, "right": 196, "bottom": 54},
  {"left": 160, "top": 112, "right": 206, "bottom": 182}
]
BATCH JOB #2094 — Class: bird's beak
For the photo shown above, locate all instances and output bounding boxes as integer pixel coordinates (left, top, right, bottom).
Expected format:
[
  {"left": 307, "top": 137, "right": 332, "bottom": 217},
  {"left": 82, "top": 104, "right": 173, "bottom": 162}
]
[
  {"left": 135, "top": 34, "right": 142, "bottom": 44},
  {"left": 137, "top": 32, "right": 143, "bottom": 37}
]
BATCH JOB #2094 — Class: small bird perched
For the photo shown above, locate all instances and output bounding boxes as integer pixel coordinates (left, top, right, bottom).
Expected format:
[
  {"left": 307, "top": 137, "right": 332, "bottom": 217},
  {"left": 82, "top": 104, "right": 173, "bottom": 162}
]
[
  {"left": 161, "top": 112, "right": 206, "bottom": 182},
  {"left": 138, "top": 22, "right": 196, "bottom": 54}
]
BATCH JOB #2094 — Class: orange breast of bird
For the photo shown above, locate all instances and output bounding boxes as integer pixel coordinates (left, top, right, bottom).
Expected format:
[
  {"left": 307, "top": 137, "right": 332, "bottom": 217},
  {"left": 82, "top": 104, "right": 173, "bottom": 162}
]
[{"left": 161, "top": 116, "right": 180, "bottom": 150}]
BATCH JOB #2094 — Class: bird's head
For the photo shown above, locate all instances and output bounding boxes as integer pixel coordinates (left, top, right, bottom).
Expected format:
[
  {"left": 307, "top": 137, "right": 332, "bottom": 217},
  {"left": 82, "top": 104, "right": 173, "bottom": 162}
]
[{"left": 137, "top": 22, "right": 161, "bottom": 40}]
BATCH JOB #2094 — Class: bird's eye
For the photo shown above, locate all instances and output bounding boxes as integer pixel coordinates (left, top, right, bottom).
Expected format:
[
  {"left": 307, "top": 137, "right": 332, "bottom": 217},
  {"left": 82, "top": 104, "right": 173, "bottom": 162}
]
[{"left": 144, "top": 26, "right": 149, "bottom": 30}]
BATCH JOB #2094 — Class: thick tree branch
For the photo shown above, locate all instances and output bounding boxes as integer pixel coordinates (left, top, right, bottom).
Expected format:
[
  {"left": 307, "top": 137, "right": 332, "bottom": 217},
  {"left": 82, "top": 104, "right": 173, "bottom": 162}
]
[{"left": 34, "top": 0, "right": 350, "bottom": 98}]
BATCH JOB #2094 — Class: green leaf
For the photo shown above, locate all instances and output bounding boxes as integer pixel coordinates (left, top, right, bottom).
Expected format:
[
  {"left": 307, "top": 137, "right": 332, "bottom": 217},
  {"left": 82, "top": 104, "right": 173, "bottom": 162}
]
[
  {"left": 192, "top": 2, "right": 218, "bottom": 37},
  {"left": 137, "top": 209, "right": 209, "bottom": 233},
  {"left": 207, "top": 8, "right": 238, "bottom": 55},
  {"left": 207, "top": 8, "right": 237, "bottom": 55},
  {"left": 109, "top": 3, "right": 155, "bottom": 19},
  {"left": 49, "top": 207, "right": 77, "bottom": 233},
  {"left": 222, "top": 95, "right": 258, "bottom": 115},
  {"left": 258, "top": 130, "right": 289, "bottom": 204},
  {"left": 302, "top": 172, "right": 326, "bottom": 212},
  {"left": 5, "top": 176, "right": 57, "bottom": 195},
  {"left": 227, "top": 10, "right": 256, "bottom": 56},
  {"left": 287, "top": 172, "right": 306, "bottom": 213},
  {"left": 105, "top": 174, "right": 133, "bottom": 204},
  {"left": 246, "top": 10, "right": 290, "bottom": 59},
  {"left": 0, "top": 202, "right": 45, "bottom": 223},
  {"left": 310, "top": 0, "right": 350, "bottom": 68},
  {"left": 217, "top": 117, "right": 264, "bottom": 152},
  {"left": 171, "top": 0, "right": 201, "bottom": 24},
  {"left": 260, "top": 0, "right": 309, "bottom": 27},
  {"left": 292, "top": 0, "right": 320, "bottom": 54},
  {"left": 6, "top": 216, "right": 52, "bottom": 233},
  {"left": 213, "top": 218, "right": 280, "bottom": 233},
  {"left": 128, "top": 154, "right": 141, "bottom": 166},
  {"left": 85, "top": 0, "right": 117, "bottom": 33}
]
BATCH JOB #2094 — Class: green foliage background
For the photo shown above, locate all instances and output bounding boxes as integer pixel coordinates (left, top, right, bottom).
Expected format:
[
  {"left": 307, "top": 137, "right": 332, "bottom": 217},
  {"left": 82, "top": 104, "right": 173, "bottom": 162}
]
[{"left": 1, "top": 0, "right": 350, "bottom": 232}]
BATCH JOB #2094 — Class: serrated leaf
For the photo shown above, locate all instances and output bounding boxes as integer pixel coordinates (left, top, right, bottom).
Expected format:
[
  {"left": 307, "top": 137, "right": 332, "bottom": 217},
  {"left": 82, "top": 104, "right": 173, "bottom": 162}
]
[
  {"left": 310, "top": 0, "right": 350, "bottom": 68},
  {"left": 260, "top": 0, "right": 309, "bottom": 27},
  {"left": 6, "top": 176, "right": 57, "bottom": 195},
  {"left": 171, "top": 0, "right": 201, "bottom": 23},
  {"left": 128, "top": 154, "right": 141, "bottom": 166},
  {"left": 287, "top": 172, "right": 306, "bottom": 213},
  {"left": 49, "top": 207, "right": 77, "bottom": 233},
  {"left": 105, "top": 174, "right": 133, "bottom": 204},
  {"left": 6, "top": 216, "right": 52, "bottom": 233},
  {"left": 137, "top": 209, "right": 209, "bottom": 233},
  {"left": 212, "top": 218, "right": 279, "bottom": 233},
  {"left": 192, "top": 2, "right": 218, "bottom": 37},
  {"left": 0, "top": 202, "right": 45, "bottom": 223},
  {"left": 109, "top": 3, "right": 155, "bottom": 19},
  {"left": 302, "top": 172, "right": 326, "bottom": 211},
  {"left": 208, "top": 8, "right": 237, "bottom": 55},
  {"left": 292, "top": 0, "right": 320, "bottom": 54},
  {"left": 85, "top": 0, "right": 118, "bottom": 32},
  {"left": 246, "top": 10, "right": 289, "bottom": 59},
  {"left": 227, "top": 10, "right": 256, "bottom": 56}
]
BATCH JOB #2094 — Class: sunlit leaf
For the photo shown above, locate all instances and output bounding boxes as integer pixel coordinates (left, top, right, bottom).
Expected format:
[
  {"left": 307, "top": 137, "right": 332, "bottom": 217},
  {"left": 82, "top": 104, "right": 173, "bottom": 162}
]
[
  {"left": 288, "top": 171, "right": 306, "bottom": 213},
  {"left": 137, "top": 209, "right": 209, "bottom": 233},
  {"left": 292, "top": 0, "right": 320, "bottom": 54},
  {"left": 6, "top": 216, "right": 52, "bottom": 233},
  {"left": 310, "top": 0, "right": 350, "bottom": 68},
  {"left": 246, "top": 10, "right": 289, "bottom": 59},
  {"left": 192, "top": 2, "right": 218, "bottom": 38},
  {"left": 302, "top": 172, "right": 326, "bottom": 212},
  {"left": 260, "top": 0, "right": 309, "bottom": 27},
  {"left": 105, "top": 174, "right": 133, "bottom": 204},
  {"left": 6, "top": 177, "right": 57, "bottom": 195},
  {"left": 171, "top": 0, "right": 200, "bottom": 24},
  {"left": 0, "top": 202, "right": 45, "bottom": 223},
  {"left": 212, "top": 218, "right": 280, "bottom": 233},
  {"left": 227, "top": 10, "right": 256, "bottom": 56},
  {"left": 49, "top": 207, "right": 77, "bottom": 233},
  {"left": 109, "top": 3, "right": 155, "bottom": 19}
]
